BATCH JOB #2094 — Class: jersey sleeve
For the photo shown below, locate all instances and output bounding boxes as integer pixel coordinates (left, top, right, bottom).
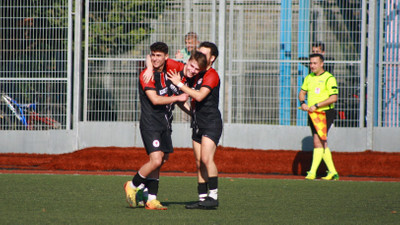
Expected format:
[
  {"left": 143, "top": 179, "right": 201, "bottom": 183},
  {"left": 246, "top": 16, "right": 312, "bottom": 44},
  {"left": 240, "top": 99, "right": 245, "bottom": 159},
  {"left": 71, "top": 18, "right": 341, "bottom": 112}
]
[
  {"left": 326, "top": 76, "right": 338, "bottom": 96},
  {"left": 202, "top": 69, "right": 220, "bottom": 90},
  {"left": 139, "top": 68, "right": 156, "bottom": 91},
  {"left": 166, "top": 58, "right": 185, "bottom": 72},
  {"left": 301, "top": 75, "right": 309, "bottom": 92}
]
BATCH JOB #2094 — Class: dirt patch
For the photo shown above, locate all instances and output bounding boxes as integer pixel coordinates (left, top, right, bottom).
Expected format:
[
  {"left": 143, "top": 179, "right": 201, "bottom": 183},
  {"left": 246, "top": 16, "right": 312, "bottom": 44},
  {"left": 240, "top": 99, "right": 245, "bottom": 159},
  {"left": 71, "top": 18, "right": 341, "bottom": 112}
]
[{"left": 1, "top": 146, "right": 400, "bottom": 181}]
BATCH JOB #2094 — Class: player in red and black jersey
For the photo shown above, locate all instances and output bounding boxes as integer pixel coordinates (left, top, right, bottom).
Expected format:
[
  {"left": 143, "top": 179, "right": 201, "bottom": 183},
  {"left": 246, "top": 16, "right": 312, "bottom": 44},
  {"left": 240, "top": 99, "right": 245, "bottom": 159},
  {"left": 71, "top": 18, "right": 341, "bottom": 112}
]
[
  {"left": 124, "top": 42, "right": 188, "bottom": 210},
  {"left": 167, "top": 42, "right": 222, "bottom": 209}
]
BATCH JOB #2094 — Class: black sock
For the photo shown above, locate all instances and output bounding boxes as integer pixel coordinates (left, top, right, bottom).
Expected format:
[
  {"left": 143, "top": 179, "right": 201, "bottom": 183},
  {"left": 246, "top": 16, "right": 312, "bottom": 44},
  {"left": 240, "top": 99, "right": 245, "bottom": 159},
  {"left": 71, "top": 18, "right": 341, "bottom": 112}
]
[
  {"left": 198, "top": 182, "right": 208, "bottom": 201},
  {"left": 132, "top": 172, "right": 146, "bottom": 187},
  {"left": 146, "top": 179, "right": 159, "bottom": 196},
  {"left": 208, "top": 177, "right": 218, "bottom": 190}
]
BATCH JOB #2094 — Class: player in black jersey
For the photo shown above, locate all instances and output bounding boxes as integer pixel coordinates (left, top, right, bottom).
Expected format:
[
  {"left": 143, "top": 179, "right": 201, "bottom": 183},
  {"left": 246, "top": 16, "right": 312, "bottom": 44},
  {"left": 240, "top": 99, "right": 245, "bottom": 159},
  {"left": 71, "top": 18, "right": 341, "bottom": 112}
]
[
  {"left": 124, "top": 42, "right": 188, "bottom": 210},
  {"left": 167, "top": 42, "right": 222, "bottom": 209}
]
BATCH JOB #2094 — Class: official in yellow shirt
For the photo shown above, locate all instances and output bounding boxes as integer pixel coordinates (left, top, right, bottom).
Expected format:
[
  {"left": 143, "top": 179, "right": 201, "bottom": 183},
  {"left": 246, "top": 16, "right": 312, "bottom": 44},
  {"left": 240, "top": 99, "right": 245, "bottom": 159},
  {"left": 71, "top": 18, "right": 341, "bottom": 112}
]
[{"left": 298, "top": 53, "right": 339, "bottom": 180}]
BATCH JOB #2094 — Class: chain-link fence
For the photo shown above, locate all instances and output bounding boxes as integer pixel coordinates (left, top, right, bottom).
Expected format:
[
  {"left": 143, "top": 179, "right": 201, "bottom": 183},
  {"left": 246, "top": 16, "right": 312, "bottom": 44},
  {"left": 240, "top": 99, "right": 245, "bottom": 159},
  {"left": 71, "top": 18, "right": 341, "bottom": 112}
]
[
  {"left": 83, "top": 0, "right": 369, "bottom": 128},
  {"left": 0, "top": 0, "right": 71, "bottom": 130},
  {"left": 381, "top": 0, "right": 400, "bottom": 127},
  {"left": 0, "top": 0, "right": 399, "bottom": 132}
]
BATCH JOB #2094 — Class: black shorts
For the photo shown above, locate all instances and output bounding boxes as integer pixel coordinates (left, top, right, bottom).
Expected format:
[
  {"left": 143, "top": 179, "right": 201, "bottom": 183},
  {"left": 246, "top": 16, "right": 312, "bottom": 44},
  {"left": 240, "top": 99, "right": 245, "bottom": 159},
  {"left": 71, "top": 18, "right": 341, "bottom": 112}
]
[
  {"left": 140, "top": 129, "right": 173, "bottom": 155},
  {"left": 308, "top": 109, "right": 336, "bottom": 135},
  {"left": 192, "top": 126, "right": 223, "bottom": 146}
]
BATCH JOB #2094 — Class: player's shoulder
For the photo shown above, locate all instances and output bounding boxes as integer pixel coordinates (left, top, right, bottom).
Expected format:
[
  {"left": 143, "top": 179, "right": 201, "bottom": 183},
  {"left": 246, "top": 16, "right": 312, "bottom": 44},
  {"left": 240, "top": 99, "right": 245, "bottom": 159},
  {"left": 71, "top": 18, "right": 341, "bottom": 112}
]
[
  {"left": 167, "top": 58, "right": 184, "bottom": 67},
  {"left": 139, "top": 68, "right": 148, "bottom": 80},
  {"left": 205, "top": 68, "right": 219, "bottom": 77}
]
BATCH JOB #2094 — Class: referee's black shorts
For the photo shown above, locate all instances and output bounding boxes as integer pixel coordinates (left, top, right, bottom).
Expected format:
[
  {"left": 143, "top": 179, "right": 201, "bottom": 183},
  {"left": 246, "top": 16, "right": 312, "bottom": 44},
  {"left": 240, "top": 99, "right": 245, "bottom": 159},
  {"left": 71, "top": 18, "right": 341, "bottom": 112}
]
[
  {"left": 308, "top": 109, "right": 336, "bottom": 136},
  {"left": 140, "top": 129, "right": 173, "bottom": 155}
]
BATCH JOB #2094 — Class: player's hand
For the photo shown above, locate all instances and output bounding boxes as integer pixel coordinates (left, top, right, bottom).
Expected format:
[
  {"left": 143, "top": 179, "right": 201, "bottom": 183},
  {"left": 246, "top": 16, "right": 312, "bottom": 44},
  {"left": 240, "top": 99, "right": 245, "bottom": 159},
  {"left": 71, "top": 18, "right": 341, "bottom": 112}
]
[
  {"left": 176, "top": 93, "right": 189, "bottom": 102},
  {"left": 143, "top": 69, "right": 154, "bottom": 83},
  {"left": 167, "top": 69, "right": 181, "bottom": 85},
  {"left": 175, "top": 50, "right": 183, "bottom": 59}
]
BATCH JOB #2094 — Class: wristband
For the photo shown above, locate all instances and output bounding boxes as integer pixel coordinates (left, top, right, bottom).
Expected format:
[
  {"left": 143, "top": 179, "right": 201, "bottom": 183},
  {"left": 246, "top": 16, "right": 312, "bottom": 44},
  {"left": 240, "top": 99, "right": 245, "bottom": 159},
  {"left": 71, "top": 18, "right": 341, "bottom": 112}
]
[
  {"left": 177, "top": 82, "right": 184, "bottom": 88},
  {"left": 300, "top": 101, "right": 306, "bottom": 106},
  {"left": 314, "top": 103, "right": 319, "bottom": 109}
]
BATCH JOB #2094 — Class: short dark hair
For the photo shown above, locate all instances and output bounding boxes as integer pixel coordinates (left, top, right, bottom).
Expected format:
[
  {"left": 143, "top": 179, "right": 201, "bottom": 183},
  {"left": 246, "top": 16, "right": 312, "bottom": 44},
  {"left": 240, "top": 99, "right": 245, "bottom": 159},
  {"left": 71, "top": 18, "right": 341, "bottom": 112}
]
[
  {"left": 312, "top": 42, "right": 325, "bottom": 52},
  {"left": 150, "top": 42, "right": 168, "bottom": 54},
  {"left": 199, "top": 41, "right": 219, "bottom": 60},
  {"left": 188, "top": 51, "right": 208, "bottom": 70},
  {"left": 309, "top": 53, "right": 324, "bottom": 62}
]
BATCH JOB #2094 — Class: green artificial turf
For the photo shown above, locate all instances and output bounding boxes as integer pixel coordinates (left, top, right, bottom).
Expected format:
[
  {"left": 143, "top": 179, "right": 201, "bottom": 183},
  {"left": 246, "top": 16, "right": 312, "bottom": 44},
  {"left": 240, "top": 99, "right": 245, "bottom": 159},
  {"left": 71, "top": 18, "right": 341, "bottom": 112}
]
[{"left": 0, "top": 174, "right": 399, "bottom": 225}]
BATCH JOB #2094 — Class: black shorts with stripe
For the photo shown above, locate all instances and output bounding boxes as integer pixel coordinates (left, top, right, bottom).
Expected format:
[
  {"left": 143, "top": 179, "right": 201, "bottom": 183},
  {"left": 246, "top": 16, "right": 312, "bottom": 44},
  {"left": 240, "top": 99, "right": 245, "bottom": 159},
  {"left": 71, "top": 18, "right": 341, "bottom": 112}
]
[
  {"left": 192, "top": 126, "right": 223, "bottom": 146},
  {"left": 140, "top": 129, "right": 173, "bottom": 155}
]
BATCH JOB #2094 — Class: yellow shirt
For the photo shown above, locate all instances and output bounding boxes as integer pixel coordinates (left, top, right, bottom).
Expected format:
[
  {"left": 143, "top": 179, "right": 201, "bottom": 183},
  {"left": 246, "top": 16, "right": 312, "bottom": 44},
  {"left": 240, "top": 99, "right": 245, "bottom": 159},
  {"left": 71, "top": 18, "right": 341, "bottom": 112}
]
[{"left": 301, "top": 71, "right": 338, "bottom": 111}]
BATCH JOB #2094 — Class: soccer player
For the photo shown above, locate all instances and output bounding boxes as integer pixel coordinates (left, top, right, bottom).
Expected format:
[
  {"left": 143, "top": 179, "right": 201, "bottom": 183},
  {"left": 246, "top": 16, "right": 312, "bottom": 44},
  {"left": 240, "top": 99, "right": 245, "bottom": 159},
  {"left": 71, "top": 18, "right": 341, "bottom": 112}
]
[
  {"left": 124, "top": 42, "right": 188, "bottom": 210},
  {"left": 168, "top": 42, "right": 222, "bottom": 209},
  {"left": 298, "top": 53, "right": 339, "bottom": 180}
]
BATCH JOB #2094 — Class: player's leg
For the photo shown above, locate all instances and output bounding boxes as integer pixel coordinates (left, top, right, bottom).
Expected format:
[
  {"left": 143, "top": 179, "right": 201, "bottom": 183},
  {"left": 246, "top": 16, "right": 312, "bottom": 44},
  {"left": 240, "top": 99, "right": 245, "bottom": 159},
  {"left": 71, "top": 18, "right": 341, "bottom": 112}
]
[
  {"left": 186, "top": 126, "right": 211, "bottom": 209},
  {"left": 145, "top": 152, "right": 168, "bottom": 210},
  {"left": 185, "top": 139, "right": 208, "bottom": 209},
  {"left": 125, "top": 151, "right": 163, "bottom": 208},
  {"left": 145, "top": 130, "right": 172, "bottom": 210},
  {"left": 198, "top": 136, "right": 219, "bottom": 208},
  {"left": 125, "top": 129, "right": 166, "bottom": 207}
]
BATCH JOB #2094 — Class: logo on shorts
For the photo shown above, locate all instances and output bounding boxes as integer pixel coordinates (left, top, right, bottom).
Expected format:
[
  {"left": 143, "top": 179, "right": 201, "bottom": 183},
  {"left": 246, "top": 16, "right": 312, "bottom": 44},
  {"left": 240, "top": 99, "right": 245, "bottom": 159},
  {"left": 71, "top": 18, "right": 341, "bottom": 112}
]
[{"left": 153, "top": 140, "right": 160, "bottom": 147}]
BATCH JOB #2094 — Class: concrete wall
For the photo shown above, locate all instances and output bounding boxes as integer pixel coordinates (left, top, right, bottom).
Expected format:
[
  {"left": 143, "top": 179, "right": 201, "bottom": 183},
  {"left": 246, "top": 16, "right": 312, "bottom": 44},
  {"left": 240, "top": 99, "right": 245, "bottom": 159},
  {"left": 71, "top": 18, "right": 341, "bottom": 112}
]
[{"left": 1, "top": 123, "right": 398, "bottom": 154}]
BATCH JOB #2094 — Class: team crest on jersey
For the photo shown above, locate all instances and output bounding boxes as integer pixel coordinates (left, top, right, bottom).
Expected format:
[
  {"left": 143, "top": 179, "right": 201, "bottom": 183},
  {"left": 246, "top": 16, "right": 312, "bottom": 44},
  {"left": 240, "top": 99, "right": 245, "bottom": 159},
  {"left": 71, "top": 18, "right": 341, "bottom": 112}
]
[
  {"left": 197, "top": 78, "right": 203, "bottom": 85},
  {"left": 315, "top": 87, "right": 321, "bottom": 94},
  {"left": 153, "top": 140, "right": 160, "bottom": 147}
]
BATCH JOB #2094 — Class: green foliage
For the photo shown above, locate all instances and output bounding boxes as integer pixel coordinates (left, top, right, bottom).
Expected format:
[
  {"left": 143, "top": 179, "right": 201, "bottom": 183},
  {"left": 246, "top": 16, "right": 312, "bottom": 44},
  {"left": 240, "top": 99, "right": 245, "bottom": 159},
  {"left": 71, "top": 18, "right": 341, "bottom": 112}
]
[
  {"left": 0, "top": 0, "right": 69, "bottom": 79},
  {"left": 88, "top": 0, "right": 166, "bottom": 56}
]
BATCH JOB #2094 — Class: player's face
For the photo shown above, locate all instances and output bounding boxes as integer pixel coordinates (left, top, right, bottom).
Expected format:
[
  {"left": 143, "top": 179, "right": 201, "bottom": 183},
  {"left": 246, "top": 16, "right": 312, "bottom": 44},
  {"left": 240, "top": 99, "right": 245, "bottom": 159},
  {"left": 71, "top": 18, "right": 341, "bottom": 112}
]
[
  {"left": 185, "top": 38, "right": 198, "bottom": 52},
  {"left": 150, "top": 51, "right": 168, "bottom": 72},
  {"left": 309, "top": 57, "right": 324, "bottom": 75},
  {"left": 186, "top": 59, "right": 202, "bottom": 78},
  {"left": 198, "top": 47, "right": 215, "bottom": 68},
  {"left": 312, "top": 46, "right": 324, "bottom": 54}
]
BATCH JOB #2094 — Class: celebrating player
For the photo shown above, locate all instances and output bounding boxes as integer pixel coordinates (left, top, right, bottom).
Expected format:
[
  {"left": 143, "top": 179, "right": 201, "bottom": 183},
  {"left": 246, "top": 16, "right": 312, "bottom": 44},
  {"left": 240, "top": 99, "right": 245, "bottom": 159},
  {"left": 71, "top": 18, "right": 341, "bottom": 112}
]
[
  {"left": 167, "top": 42, "right": 222, "bottom": 209},
  {"left": 124, "top": 42, "right": 188, "bottom": 210}
]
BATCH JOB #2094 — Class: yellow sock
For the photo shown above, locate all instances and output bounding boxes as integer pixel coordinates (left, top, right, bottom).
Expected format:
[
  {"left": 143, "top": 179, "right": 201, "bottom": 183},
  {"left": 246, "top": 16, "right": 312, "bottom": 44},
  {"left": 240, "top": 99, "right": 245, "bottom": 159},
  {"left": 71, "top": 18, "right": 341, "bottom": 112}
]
[
  {"left": 309, "top": 148, "right": 324, "bottom": 174},
  {"left": 323, "top": 147, "right": 337, "bottom": 174}
]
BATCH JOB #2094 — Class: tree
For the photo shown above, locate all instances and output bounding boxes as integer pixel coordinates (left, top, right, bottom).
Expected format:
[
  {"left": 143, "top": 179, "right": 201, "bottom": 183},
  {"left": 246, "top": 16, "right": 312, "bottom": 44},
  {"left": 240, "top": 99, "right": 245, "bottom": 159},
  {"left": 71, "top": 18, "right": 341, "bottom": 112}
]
[{"left": 87, "top": 0, "right": 166, "bottom": 56}]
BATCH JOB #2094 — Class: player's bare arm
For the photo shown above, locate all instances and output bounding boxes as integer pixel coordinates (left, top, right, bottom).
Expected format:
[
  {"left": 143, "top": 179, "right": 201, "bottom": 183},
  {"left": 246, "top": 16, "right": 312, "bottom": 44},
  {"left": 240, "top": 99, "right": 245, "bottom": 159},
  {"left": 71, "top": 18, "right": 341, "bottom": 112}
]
[
  {"left": 146, "top": 90, "right": 188, "bottom": 105},
  {"left": 143, "top": 55, "right": 154, "bottom": 83},
  {"left": 167, "top": 69, "right": 211, "bottom": 102}
]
